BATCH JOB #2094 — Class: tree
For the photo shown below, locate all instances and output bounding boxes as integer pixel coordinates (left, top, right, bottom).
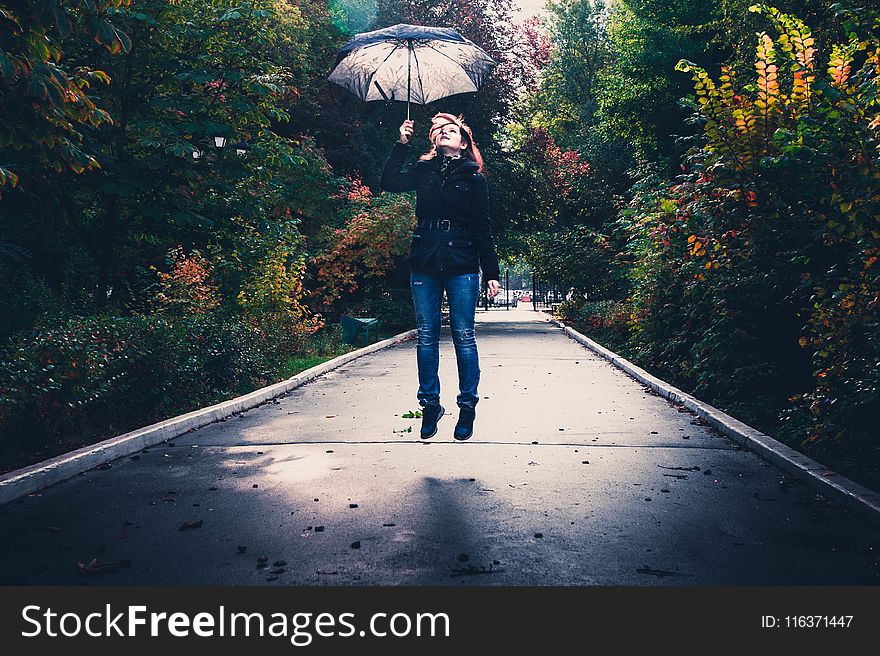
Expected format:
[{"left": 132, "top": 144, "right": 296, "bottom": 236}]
[{"left": 0, "top": 0, "right": 131, "bottom": 188}]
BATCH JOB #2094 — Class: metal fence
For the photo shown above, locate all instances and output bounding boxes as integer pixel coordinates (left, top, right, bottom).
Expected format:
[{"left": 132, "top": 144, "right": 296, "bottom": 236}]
[
  {"left": 527, "top": 277, "right": 566, "bottom": 312},
  {"left": 472, "top": 272, "right": 569, "bottom": 312}
]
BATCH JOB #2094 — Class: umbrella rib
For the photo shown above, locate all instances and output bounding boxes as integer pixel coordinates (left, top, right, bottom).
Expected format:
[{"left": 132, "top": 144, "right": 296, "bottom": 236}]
[
  {"left": 414, "top": 48, "right": 427, "bottom": 105},
  {"left": 364, "top": 41, "right": 406, "bottom": 101},
  {"left": 422, "top": 42, "right": 476, "bottom": 69}
]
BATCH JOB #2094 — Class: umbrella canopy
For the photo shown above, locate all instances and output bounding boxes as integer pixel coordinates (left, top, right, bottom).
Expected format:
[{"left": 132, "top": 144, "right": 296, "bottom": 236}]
[{"left": 328, "top": 24, "right": 497, "bottom": 119}]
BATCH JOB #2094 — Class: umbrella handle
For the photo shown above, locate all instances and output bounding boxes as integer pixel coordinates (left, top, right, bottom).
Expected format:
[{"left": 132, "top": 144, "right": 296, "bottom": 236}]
[{"left": 407, "top": 39, "right": 411, "bottom": 121}]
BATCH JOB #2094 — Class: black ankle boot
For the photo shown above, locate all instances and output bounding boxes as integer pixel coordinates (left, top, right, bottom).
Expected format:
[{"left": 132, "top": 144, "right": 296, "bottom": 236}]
[
  {"left": 453, "top": 407, "right": 476, "bottom": 441},
  {"left": 420, "top": 404, "right": 444, "bottom": 439}
]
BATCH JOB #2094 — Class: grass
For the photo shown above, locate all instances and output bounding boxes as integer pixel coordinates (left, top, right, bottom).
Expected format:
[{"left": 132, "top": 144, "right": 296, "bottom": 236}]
[{"left": 283, "top": 354, "right": 342, "bottom": 377}]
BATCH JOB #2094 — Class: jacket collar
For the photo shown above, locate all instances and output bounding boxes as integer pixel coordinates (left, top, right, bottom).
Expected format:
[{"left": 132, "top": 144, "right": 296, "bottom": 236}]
[{"left": 433, "top": 155, "right": 478, "bottom": 178}]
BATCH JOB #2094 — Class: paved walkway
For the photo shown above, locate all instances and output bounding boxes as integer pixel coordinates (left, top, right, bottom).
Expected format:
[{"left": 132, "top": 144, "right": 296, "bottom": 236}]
[{"left": 1, "top": 307, "right": 878, "bottom": 585}]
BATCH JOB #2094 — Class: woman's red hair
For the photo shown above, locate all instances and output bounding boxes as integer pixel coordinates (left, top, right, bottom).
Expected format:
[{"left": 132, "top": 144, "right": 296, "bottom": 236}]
[{"left": 419, "top": 113, "right": 484, "bottom": 173}]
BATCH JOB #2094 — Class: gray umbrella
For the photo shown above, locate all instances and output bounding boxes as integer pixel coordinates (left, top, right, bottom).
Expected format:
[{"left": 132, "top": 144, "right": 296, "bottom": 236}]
[{"left": 328, "top": 23, "right": 497, "bottom": 120}]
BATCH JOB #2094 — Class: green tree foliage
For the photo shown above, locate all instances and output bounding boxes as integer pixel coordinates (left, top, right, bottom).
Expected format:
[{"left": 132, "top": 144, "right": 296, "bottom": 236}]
[
  {"left": 0, "top": 1, "right": 347, "bottom": 459},
  {"left": 497, "top": 1, "right": 626, "bottom": 290},
  {"left": 0, "top": 0, "right": 131, "bottom": 187},
  {"left": 2, "top": 0, "right": 338, "bottom": 312}
]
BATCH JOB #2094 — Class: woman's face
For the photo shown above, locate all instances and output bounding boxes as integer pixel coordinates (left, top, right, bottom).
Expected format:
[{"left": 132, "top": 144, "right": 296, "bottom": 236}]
[{"left": 432, "top": 121, "right": 467, "bottom": 156}]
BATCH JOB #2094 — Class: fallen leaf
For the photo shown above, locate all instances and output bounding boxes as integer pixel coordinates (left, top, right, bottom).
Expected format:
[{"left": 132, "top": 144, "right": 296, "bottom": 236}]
[
  {"left": 76, "top": 559, "right": 132, "bottom": 575},
  {"left": 179, "top": 520, "right": 203, "bottom": 531}
]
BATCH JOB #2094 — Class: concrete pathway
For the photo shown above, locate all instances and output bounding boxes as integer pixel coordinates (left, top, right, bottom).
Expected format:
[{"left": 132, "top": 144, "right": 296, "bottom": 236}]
[{"left": 1, "top": 307, "right": 878, "bottom": 585}]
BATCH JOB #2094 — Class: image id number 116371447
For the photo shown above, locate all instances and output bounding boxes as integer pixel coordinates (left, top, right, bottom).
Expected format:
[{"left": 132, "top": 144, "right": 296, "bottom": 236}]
[{"left": 761, "top": 615, "right": 854, "bottom": 629}]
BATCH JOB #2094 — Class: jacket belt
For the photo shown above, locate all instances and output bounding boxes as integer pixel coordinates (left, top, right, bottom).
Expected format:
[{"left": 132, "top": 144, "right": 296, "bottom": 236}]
[{"left": 417, "top": 219, "right": 470, "bottom": 232}]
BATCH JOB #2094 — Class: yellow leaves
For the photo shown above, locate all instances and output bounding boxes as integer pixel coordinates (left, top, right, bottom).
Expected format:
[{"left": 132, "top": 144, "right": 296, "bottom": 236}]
[
  {"left": 688, "top": 235, "right": 707, "bottom": 257},
  {"left": 828, "top": 41, "right": 857, "bottom": 90},
  {"left": 756, "top": 33, "right": 780, "bottom": 120},
  {"left": 799, "top": 336, "right": 809, "bottom": 348}
]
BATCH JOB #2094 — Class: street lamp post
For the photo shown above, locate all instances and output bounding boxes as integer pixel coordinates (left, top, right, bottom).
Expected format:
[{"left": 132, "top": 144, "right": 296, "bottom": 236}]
[{"left": 193, "top": 136, "right": 248, "bottom": 160}]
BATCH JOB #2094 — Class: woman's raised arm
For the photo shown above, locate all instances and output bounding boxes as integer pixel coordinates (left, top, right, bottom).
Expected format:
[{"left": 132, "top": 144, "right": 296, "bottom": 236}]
[{"left": 380, "top": 120, "right": 418, "bottom": 192}]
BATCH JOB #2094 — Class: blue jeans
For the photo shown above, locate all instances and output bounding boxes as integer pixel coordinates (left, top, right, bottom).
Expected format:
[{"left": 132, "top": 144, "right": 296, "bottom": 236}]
[{"left": 410, "top": 271, "right": 481, "bottom": 409}]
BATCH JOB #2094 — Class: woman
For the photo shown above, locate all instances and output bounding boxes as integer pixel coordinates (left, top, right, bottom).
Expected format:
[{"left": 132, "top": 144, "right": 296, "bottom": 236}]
[{"left": 380, "top": 113, "right": 502, "bottom": 441}]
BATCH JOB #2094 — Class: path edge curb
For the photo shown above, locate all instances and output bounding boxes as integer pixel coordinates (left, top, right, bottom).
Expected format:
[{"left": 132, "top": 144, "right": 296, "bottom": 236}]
[
  {"left": 538, "top": 311, "right": 880, "bottom": 528},
  {"left": 0, "top": 329, "right": 418, "bottom": 507}
]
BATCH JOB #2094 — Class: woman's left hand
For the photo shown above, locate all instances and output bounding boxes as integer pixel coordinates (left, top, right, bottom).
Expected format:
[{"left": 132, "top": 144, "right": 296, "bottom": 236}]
[{"left": 487, "top": 280, "right": 501, "bottom": 298}]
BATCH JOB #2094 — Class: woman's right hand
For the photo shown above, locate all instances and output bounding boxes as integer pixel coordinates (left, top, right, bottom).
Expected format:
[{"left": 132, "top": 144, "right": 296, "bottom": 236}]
[{"left": 398, "top": 119, "right": 414, "bottom": 145}]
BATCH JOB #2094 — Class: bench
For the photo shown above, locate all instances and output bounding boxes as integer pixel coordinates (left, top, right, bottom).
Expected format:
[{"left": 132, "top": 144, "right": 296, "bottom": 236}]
[{"left": 340, "top": 316, "right": 381, "bottom": 345}]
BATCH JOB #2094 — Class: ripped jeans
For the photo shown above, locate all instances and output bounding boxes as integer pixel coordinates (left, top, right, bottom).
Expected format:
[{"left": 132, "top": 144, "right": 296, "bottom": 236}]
[{"left": 410, "top": 271, "right": 481, "bottom": 409}]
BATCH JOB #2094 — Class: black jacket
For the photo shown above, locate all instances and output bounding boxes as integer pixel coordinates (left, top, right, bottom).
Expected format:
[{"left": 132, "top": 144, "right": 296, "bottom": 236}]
[{"left": 380, "top": 141, "right": 501, "bottom": 282}]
